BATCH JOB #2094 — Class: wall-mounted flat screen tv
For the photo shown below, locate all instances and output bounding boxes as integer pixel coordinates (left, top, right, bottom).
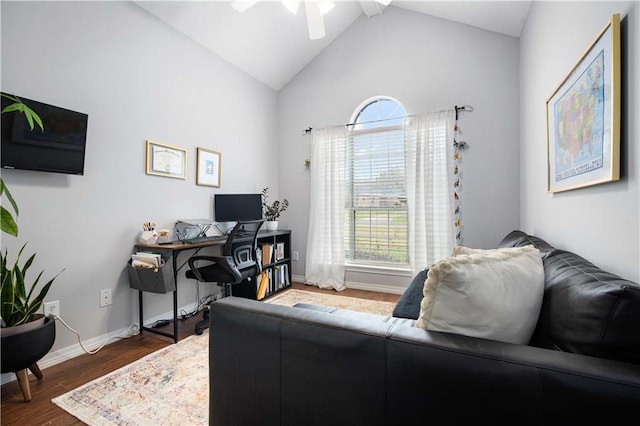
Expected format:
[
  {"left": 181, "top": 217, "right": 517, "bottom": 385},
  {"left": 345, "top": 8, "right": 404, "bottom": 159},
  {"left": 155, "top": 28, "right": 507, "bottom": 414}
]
[
  {"left": 1, "top": 93, "right": 89, "bottom": 175},
  {"left": 214, "top": 193, "right": 263, "bottom": 222}
]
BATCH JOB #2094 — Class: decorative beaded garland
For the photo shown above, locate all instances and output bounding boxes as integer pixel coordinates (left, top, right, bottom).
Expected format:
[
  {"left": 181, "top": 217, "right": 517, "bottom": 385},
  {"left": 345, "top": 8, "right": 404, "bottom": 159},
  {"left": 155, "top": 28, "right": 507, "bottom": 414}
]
[{"left": 453, "top": 121, "right": 464, "bottom": 244}]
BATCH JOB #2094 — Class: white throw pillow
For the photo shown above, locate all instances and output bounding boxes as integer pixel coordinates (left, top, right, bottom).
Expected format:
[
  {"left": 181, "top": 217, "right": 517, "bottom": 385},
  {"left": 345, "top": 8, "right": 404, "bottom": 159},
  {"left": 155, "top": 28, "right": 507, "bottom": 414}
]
[{"left": 414, "top": 245, "right": 544, "bottom": 345}]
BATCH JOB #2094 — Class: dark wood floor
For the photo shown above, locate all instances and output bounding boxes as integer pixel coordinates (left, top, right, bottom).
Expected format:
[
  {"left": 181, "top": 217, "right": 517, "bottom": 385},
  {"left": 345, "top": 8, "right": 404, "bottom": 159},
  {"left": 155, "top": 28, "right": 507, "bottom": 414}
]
[{"left": 1, "top": 283, "right": 399, "bottom": 425}]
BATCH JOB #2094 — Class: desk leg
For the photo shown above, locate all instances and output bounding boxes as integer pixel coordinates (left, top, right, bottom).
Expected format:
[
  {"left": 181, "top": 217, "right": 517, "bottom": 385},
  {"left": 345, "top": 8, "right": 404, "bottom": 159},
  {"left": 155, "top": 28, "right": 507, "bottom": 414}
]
[
  {"left": 172, "top": 251, "right": 179, "bottom": 343},
  {"left": 136, "top": 251, "right": 179, "bottom": 343},
  {"left": 139, "top": 290, "right": 143, "bottom": 334}
]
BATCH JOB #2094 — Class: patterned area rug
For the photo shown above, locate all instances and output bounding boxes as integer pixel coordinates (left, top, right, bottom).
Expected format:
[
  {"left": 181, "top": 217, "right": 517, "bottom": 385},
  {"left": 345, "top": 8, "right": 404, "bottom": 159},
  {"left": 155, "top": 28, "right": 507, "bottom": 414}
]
[
  {"left": 52, "top": 289, "right": 395, "bottom": 425},
  {"left": 52, "top": 333, "right": 209, "bottom": 425},
  {"left": 266, "top": 288, "right": 396, "bottom": 316}
]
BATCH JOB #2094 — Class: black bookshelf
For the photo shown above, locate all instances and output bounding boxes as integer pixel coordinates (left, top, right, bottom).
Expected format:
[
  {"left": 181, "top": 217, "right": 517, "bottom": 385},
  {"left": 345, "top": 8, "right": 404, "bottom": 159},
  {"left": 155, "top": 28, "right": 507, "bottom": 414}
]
[{"left": 232, "top": 229, "right": 292, "bottom": 300}]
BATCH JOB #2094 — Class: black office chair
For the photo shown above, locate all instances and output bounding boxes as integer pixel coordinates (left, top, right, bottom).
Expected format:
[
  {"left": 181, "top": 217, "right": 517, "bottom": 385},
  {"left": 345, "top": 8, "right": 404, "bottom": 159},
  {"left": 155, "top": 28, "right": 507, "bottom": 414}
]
[{"left": 186, "top": 219, "right": 264, "bottom": 335}]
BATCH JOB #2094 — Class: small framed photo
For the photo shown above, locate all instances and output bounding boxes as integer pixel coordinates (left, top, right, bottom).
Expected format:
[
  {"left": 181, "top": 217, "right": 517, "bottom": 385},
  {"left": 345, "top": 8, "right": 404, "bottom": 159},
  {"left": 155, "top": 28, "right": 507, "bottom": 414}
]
[
  {"left": 145, "top": 140, "right": 187, "bottom": 179},
  {"left": 275, "top": 242, "right": 285, "bottom": 261},
  {"left": 546, "top": 14, "right": 621, "bottom": 193},
  {"left": 196, "top": 147, "right": 221, "bottom": 187}
]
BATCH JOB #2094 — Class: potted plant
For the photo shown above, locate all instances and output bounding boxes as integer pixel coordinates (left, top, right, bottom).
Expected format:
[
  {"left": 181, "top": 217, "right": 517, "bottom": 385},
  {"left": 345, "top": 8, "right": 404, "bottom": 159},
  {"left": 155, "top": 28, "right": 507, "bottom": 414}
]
[
  {"left": 262, "top": 187, "right": 289, "bottom": 231},
  {"left": 0, "top": 179, "right": 60, "bottom": 402},
  {"left": 1, "top": 95, "right": 60, "bottom": 401}
]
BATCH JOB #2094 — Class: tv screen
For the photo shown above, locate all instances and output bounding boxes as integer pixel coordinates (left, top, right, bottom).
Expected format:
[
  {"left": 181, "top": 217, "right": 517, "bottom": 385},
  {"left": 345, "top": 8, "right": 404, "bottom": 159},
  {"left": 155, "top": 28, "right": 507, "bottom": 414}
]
[
  {"left": 214, "top": 194, "right": 263, "bottom": 222},
  {"left": 1, "top": 93, "right": 88, "bottom": 175}
]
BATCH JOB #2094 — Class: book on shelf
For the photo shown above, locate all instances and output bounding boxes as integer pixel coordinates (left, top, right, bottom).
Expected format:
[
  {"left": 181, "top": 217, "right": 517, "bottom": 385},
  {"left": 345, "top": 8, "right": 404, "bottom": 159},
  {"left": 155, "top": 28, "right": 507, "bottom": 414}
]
[
  {"left": 275, "top": 242, "right": 285, "bottom": 261},
  {"left": 273, "top": 264, "right": 289, "bottom": 290},
  {"left": 283, "top": 264, "right": 290, "bottom": 286},
  {"left": 261, "top": 243, "right": 273, "bottom": 265},
  {"left": 257, "top": 272, "right": 268, "bottom": 300}
]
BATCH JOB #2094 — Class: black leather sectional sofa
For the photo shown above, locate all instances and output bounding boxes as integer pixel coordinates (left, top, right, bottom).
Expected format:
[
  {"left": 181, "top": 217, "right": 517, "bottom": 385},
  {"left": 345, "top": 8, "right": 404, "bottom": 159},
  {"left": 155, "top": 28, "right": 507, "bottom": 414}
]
[{"left": 209, "top": 231, "right": 640, "bottom": 425}]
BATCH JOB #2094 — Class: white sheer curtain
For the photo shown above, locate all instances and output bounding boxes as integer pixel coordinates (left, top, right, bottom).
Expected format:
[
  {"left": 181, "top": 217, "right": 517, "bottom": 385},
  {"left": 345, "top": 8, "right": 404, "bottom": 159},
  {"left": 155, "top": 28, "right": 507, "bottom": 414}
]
[
  {"left": 404, "top": 110, "right": 456, "bottom": 276},
  {"left": 305, "top": 126, "right": 348, "bottom": 291}
]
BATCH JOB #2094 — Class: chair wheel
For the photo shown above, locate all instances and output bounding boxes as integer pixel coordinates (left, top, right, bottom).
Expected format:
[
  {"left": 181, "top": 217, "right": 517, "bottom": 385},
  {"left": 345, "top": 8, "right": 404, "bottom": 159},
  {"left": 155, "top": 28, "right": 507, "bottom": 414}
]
[{"left": 195, "top": 326, "right": 204, "bottom": 335}]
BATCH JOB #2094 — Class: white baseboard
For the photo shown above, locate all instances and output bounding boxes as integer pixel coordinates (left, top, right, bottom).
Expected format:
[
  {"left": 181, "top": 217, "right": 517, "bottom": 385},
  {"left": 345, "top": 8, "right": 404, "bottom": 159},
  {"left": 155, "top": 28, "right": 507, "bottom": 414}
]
[
  {"left": 0, "top": 302, "right": 200, "bottom": 386},
  {"left": 345, "top": 280, "right": 406, "bottom": 295},
  {"left": 293, "top": 274, "right": 406, "bottom": 295}
]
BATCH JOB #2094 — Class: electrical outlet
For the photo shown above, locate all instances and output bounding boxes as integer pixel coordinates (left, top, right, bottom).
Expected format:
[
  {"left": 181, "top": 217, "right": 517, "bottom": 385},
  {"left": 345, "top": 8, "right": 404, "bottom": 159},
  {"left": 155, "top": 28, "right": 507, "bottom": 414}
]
[
  {"left": 100, "top": 289, "right": 112, "bottom": 308},
  {"left": 43, "top": 300, "right": 60, "bottom": 318},
  {"left": 292, "top": 251, "right": 299, "bottom": 261}
]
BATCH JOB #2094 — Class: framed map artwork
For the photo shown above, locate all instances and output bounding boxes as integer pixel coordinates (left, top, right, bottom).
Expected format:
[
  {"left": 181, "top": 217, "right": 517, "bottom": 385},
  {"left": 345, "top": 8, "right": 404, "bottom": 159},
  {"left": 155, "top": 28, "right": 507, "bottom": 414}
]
[{"left": 546, "top": 14, "right": 621, "bottom": 193}]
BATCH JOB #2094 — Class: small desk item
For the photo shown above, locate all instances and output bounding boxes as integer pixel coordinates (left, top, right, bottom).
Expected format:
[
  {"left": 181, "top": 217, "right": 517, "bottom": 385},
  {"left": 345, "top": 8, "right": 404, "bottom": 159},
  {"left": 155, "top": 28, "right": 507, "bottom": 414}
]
[
  {"left": 175, "top": 219, "right": 213, "bottom": 242},
  {"left": 133, "top": 237, "right": 226, "bottom": 342}
]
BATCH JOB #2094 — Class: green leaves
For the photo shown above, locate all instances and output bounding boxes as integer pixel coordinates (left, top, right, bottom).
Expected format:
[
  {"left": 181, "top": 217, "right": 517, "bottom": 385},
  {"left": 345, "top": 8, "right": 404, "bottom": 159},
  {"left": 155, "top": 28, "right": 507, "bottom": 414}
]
[
  {"left": 1, "top": 92, "right": 47, "bottom": 236},
  {"left": 1, "top": 207, "right": 18, "bottom": 237},
  {"left": 0, "top": 93, "right": 43, "bottom": 131},
  {"left": 261, "top": 187, "right": 289, "bottom": 221},
  {"left": 1, "top": 179, "right": 19, "bottom": 237},
  {"left": 0, "top": 244, "right": 62, "bottom": 327}
]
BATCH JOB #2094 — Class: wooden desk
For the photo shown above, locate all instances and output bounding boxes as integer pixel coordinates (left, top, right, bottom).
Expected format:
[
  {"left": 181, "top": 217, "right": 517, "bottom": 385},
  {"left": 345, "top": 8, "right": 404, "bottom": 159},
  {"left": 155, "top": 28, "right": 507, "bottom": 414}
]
[
  {"left": 134, "top": 238, "right": 226, "bottom": 342},
  {"left": 133, "top": 229, "right": 292, "bottom": 342}
]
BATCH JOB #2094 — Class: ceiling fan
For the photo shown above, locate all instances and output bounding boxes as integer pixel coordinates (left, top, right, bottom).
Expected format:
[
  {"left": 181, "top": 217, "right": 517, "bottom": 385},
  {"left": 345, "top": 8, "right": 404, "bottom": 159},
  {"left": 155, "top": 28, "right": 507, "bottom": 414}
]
[{"left": 231, "top": 0, "right": 392, "bottom": 40}]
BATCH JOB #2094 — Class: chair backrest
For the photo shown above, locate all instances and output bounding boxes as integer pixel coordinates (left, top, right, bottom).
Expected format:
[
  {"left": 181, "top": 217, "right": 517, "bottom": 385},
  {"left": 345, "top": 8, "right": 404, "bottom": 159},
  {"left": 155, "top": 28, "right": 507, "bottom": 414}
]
[{"left": 223, "top": 220, "right": 264, "bottom": 275}]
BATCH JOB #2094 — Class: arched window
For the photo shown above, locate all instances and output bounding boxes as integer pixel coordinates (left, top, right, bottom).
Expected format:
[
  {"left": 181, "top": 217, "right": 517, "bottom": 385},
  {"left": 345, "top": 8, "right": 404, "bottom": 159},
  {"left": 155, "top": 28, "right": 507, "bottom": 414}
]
[
  {"left": 350, "top": 97, "right": 406, "bottom": 130},
  {"left": 345, "top": 97, "right": 408, "bottom": 266}
]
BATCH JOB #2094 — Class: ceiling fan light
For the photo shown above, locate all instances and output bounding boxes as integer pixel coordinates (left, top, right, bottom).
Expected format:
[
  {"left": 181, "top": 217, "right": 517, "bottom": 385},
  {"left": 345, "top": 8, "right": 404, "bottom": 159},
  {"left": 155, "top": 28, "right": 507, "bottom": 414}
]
[
  {"left": 375, "top": 0, "right": 392, "bottom": 6},
  {"left": 282, "top": 0, "right": 300, "bottom": 15},
  {"left": 319, "top": 1, "right": 335, "bottom": 16}
]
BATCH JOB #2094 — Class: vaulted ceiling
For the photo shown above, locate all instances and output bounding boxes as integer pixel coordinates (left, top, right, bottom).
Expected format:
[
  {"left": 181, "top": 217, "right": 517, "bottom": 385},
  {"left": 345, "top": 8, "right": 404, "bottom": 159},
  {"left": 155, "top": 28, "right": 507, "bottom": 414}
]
[{"left": 136, "top": 1, "right": 532, "bottom": 91}]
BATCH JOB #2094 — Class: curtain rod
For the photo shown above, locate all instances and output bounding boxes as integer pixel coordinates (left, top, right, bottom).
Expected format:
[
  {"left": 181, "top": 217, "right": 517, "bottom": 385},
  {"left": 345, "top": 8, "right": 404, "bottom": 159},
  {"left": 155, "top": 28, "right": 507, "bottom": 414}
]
[{"left": 302, "top": 105, "right": 473, "bottom": 135}]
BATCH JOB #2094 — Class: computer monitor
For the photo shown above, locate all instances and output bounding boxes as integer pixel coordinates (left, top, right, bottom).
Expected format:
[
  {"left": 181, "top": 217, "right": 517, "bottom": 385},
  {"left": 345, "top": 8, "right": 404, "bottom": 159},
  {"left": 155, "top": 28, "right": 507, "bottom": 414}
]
[{"left": 214, "top": 193, "right": 263, "bottom": 222}]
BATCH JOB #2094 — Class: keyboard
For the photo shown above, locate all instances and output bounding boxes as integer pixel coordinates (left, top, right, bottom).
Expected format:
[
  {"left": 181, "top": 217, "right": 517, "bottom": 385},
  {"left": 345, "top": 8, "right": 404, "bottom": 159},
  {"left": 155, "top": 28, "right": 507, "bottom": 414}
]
[{"left": 179, "top": 235, "right": 226, "bottom": 244}]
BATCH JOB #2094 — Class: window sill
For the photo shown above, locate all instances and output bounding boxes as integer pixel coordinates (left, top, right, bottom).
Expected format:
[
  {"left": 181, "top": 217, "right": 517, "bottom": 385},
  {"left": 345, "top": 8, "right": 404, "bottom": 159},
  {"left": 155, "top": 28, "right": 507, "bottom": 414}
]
[{"left": 345, "top": 263, "right": 412, "bottom": 277}]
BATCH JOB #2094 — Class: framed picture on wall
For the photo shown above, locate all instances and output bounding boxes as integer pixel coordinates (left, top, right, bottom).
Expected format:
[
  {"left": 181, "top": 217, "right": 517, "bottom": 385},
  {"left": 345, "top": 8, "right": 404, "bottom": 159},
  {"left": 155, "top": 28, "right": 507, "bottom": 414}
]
[
  {"left": 546, "top": 13, "right": 621, "bottom": 193},
  {"left": 145, "top": 140, "right": 187, "bottom": 179},
  {"left": 196, "top": 147, "right": 221, "bottom": 187}
]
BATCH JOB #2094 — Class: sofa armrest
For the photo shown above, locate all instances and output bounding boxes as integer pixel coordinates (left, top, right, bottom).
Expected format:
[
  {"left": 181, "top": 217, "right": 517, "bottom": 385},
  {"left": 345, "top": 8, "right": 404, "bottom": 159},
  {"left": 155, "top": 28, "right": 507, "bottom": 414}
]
[{"left": 387, "top": 324, "right": 640, "bottom": 424}]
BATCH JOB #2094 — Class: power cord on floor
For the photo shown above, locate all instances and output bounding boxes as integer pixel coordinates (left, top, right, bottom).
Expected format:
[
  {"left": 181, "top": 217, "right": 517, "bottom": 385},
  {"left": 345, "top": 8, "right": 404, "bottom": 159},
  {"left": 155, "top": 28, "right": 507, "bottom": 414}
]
[{"left": 51, "top": 313, "right": 136, "bottom": 355}]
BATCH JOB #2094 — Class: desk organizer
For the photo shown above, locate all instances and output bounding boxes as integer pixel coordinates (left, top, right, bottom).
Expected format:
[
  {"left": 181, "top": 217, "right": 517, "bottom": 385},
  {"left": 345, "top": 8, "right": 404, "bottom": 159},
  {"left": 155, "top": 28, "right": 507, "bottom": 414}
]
[{"left": 127, "top": 257, "right": 175, "bottom": 294}]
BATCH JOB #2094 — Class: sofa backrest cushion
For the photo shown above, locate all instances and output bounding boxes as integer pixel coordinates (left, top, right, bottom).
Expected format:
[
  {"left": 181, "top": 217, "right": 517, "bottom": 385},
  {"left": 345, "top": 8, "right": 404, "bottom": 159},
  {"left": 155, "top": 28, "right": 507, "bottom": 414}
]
[{"left": 498, "top": 230, "right": 640, "bottom": 365}]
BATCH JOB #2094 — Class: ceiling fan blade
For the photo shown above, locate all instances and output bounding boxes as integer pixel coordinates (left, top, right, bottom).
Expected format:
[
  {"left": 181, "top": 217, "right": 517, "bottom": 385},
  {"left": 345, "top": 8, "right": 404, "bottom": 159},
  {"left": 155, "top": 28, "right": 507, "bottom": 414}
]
[
  {"left": 231, "top": 1, "right": 260, "bottom": 12},
  {"left": 305, "top": 1, "right": 325, "bottom": 40}
]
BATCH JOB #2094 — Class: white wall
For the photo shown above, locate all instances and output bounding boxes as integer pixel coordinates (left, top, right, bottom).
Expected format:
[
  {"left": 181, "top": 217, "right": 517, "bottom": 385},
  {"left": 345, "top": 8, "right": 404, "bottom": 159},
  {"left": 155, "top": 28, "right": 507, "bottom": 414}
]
[
  {"left": 520, "top": 1, "right": 639, "bottom": 282},
  {"left": 1, "top": 1, "right": 278, "bottom": 357},
  {"left": 278, "top": 6, "right": 521, "bottom": 289}
]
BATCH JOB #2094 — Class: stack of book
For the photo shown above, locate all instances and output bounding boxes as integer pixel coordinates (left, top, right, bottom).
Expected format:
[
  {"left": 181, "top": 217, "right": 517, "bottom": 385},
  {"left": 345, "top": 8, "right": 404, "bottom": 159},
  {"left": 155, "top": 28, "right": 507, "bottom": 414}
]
[{"left": 131, "top": 252, "right": 163, "bottom": 269}]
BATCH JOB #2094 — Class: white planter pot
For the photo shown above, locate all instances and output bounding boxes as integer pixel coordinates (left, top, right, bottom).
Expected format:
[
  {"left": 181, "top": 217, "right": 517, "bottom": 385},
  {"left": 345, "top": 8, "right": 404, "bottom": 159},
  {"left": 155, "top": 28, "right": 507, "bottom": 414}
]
[{"left": 265, "top": 221, "right": 279, "bottom": 231}]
